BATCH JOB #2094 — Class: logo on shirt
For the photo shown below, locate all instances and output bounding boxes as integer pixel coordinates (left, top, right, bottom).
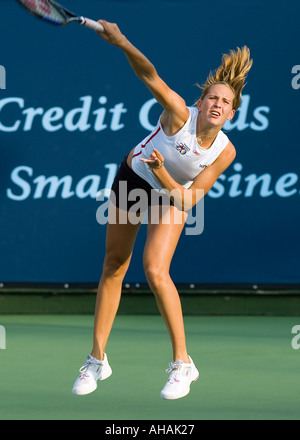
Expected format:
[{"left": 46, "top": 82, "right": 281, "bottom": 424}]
[
  {"left": 199, "top": 164, "right": 208, "bottom": 169},
  {"left": 175, "top": 142, "right": 190, "bottom": 155}
]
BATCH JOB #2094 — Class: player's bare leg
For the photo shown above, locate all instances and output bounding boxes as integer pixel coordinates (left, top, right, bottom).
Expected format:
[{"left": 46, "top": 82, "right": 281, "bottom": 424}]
[
  {"left": 91, "top": 206, "right": 143, "bottom": 360},
  {"left": 143, "top": 204, "right": 189, "bottom": 363}
]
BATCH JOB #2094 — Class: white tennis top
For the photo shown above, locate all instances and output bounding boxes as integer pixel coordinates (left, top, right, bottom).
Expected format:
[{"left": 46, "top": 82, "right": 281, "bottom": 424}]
[{"left": 131, "top": 106, "right": 229, "bottom": 190}]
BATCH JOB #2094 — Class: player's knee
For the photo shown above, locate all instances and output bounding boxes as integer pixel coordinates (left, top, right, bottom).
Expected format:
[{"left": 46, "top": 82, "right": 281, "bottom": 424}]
[
  {"left": 144, "top": 263, "right": 167, "bottom": 291},
  {"left": 102, "top": 253, "right": 129, "bottom": 279}
]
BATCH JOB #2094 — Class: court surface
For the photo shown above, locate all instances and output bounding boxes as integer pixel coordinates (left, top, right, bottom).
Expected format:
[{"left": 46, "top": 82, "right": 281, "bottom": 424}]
[{"left": 0, "top": 314, "right": 299, "bottom": 420}]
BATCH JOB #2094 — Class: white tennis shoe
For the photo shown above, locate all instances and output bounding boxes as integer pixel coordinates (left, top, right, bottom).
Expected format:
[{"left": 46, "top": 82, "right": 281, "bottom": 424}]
[
  {"left": 72, "top": 353, "right": 112, "bottom": 396},
  {"left": 160, "top": 356, "right": 199, "bottom": 400}
]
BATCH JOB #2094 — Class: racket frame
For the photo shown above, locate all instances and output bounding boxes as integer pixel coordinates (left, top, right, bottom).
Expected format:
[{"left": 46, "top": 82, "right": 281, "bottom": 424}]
[{"left": 16, "top": 0, "right": 104, "bottom": 32}]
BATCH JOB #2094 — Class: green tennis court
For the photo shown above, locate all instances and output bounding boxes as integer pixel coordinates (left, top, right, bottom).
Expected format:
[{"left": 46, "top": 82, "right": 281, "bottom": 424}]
[{"left": 0, "top": 314, "right": 299, "bottom": 420}]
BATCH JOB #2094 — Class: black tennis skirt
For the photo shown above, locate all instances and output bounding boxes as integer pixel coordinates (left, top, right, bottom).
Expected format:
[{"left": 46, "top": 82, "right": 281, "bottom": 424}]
[{"left": 110, "top": 154, "right": 174, "bottom": 212}]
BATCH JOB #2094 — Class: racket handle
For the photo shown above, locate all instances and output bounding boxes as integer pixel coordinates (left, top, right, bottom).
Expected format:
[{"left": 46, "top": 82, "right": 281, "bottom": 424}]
[{"left": 80, "top": 17, "right": 105, "bottom": 33}]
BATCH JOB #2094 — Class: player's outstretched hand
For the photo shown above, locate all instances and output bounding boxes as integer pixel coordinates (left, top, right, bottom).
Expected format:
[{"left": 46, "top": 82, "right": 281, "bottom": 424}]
[{"left": 96, "top": 20, "right": 126, "bottom": 47}]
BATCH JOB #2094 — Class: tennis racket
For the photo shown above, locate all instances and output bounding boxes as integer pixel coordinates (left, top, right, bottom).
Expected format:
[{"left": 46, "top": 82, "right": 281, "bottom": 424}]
[{"left": 16, "top": 0, "right": 105, "bottom": 33}]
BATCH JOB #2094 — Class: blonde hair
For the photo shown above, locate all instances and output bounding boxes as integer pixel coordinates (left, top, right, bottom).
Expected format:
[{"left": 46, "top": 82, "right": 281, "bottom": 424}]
[{"left": 197, "top": 46, "right": 253, "bottom": 110}]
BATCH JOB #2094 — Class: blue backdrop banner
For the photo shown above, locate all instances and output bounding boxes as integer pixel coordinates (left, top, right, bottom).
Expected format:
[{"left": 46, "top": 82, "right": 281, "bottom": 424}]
[{"left": 0, "top": 0, "right": 299, "bottom": 284}]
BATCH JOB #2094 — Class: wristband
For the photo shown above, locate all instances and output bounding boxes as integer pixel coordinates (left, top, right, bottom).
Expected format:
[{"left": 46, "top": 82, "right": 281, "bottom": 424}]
[{"left": 152, "top": 161, "right": 165, "bottom": 171}]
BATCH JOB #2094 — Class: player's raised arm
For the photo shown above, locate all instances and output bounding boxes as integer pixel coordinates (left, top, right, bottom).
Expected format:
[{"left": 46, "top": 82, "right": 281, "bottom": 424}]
[{"left": 96, "top": 20, "right": 189, "bottom": 127}]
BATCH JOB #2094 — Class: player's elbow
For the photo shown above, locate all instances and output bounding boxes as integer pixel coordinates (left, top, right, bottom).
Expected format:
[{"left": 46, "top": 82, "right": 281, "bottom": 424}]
[{"left": 171, "top": 188, "right": 204, "bottom": 212}]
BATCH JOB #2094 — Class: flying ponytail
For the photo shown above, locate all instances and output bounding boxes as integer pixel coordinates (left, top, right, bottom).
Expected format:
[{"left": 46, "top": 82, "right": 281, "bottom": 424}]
[{"left": 197, "top": 46, "right": 253, "bottom": 110}]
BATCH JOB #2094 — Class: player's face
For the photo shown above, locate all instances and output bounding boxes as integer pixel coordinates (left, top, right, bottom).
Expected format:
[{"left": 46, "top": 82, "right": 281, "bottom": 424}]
[{"left": 197, "top": 84, "right": 235, "bottom": 127}]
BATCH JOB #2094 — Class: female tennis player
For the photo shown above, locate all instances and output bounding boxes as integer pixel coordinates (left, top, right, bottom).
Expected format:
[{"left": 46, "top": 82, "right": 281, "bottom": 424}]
[{"left": 72, "top": 20, "right": 252, "bottom": 399}]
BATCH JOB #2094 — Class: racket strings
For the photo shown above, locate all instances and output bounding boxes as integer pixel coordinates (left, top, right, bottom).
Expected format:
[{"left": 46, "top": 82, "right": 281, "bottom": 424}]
[{"left": 18, "top": 0, "right": 67, "bottom": 24}]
